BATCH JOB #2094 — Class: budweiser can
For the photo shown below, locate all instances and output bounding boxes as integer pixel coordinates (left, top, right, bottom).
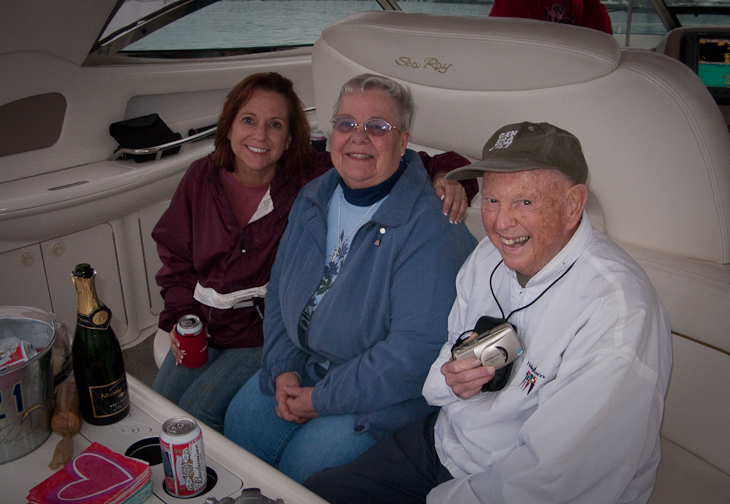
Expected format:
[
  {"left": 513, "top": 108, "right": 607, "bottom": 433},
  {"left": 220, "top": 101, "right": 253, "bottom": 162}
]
[
  {"left": 175, "top": 314, "right": 208, "bottom": 368},
  {"left": 160, "top": 416, "right": 207, "bottom": 498},
  {"left": 0, "top": 338, "right": 37, "bottom": 371}
]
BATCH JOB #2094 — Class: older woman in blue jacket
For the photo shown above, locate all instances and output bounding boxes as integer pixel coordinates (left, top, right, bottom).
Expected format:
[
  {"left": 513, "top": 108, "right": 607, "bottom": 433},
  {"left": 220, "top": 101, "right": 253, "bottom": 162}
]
[{"left": 224, "top": 73, "right": 476, "bottom": 483}]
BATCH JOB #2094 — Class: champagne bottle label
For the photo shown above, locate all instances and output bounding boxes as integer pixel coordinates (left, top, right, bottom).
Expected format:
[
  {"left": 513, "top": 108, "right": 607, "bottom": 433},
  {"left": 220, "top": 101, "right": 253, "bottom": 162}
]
[
  {"left": 87, "top": 374, "right": 129, "bottom": 419},
  {"left": 76, "top": 307, "right": 111, "bottom": 330}
]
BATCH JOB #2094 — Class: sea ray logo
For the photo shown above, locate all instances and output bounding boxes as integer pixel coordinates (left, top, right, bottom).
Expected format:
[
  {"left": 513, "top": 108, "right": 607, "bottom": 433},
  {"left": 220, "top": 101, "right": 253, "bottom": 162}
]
[
  {"left": 395, "top": 56, "right": 453, "bottom": 74},
  {"left": 489, "top": 130, "right": 518, "bottom": 151}
]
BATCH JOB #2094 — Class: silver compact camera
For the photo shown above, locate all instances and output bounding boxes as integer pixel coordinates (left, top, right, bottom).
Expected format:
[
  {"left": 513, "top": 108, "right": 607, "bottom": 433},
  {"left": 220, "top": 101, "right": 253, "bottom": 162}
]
[{"left": 451, "top": 321, "right": 524, "bottom": 370}]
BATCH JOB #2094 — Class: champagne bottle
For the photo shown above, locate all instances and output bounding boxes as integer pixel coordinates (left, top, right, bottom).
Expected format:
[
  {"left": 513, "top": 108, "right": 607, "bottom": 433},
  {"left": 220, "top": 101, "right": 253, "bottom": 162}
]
[{"left": 71, "top": 263, "right": 129, "bottom": 425}]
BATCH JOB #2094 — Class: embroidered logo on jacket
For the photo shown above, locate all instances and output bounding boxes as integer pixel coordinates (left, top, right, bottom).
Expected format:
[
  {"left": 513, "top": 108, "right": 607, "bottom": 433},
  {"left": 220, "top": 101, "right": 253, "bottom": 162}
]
[
  {"left": 520, "top": 370, "right": 537, "bottom": 394},
  {"left": 520, "top": 361, "right": 545, "bottom": 395}
]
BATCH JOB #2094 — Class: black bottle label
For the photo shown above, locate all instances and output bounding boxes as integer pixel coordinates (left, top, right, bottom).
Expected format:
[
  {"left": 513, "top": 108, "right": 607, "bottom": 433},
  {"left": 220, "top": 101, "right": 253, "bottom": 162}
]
[
  {"left": 87, "top": 374, "right": 129, "bottom": 419},
  {"left": 76, "top": 307, "right": 111, "bottom": 330}
]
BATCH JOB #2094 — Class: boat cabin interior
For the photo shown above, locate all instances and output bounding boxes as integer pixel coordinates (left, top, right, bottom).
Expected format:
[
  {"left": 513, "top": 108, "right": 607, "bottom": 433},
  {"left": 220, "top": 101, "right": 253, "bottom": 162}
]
[{"left": 1, "top": 1, "right": 728, "bottom": 502}]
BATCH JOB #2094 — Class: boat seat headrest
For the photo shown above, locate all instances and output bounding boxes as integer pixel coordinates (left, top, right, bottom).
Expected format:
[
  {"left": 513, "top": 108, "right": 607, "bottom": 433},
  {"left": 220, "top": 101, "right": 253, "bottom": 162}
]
[{"left": 313, "top": 11, "right": 730, "bottom": 263}]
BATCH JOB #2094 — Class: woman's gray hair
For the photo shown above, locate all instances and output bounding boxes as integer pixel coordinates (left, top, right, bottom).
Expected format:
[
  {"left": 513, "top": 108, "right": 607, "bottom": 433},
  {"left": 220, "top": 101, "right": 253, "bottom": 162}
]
[{"left": 334, "top": 73, "right": 415, "bottom": 131}]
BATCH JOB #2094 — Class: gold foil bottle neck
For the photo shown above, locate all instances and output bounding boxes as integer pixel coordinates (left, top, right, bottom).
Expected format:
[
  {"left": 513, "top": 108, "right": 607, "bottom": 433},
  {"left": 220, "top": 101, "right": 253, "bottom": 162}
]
[{"left": 72, "top": 264, "right": 101, "bottom": 317}]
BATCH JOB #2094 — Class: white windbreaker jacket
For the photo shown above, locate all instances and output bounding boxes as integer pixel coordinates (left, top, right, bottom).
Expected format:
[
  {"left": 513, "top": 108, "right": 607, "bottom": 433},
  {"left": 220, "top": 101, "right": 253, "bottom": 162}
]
[{"left": 423, "top": 214, "right": 672, "bottom": 504}]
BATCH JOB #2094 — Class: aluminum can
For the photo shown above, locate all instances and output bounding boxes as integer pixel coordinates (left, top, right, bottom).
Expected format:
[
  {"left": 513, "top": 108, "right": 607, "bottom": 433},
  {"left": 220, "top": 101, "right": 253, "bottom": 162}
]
[
  {"left": 0, "top": 338, "right": 37, "bottom": 371},
  {"left": 310, "top": 129, "right": 326, "bottom": 152},
  {"left": 160, "top": 416, "right": 207, "bottom": 498},
  {"left": 175, "top": 314, "right": 208, "bottom": 368}
]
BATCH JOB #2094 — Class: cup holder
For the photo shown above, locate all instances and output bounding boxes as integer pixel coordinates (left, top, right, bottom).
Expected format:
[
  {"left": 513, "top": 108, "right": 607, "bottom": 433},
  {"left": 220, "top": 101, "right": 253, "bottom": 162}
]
[
  {"left": 124, "top": 437, "right": 218, "bottom": 497},
  {"left": 125, "top": 437, "right": 163, "bottom": 465},
  {"left": 162, "top": 467, "right": 218, "bottom": 498}
]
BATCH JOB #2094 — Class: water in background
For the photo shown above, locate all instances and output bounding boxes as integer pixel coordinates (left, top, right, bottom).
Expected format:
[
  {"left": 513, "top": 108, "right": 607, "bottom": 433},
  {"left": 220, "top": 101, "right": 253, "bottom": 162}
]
[
  {"left": 125, "top": 1, "right": 495, "bottom": 50},
  {"left": 113, "top": 0, "right": 728, "bottom": 52}
]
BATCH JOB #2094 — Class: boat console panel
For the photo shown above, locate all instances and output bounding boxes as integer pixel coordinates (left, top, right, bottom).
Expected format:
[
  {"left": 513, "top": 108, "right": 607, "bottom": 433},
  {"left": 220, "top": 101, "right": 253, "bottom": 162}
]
[{"left": 681, "top": 29, "right": 730, "bottom": 105}]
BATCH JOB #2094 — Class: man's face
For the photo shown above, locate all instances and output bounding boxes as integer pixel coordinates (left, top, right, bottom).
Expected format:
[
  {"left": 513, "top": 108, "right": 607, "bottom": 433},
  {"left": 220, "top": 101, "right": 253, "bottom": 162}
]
[{"left": 481, "top": 169, "right": 586, "bottom": 278}]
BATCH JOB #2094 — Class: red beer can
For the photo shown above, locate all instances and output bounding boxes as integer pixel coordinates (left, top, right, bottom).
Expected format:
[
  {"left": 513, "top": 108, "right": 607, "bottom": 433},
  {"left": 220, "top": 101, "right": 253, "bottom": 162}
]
[
  {"left": 160, "top": 416, "right": 207, "bottom": 498},
  {"left": 175, "top": 314, "right": 208, "bottom": 368}
]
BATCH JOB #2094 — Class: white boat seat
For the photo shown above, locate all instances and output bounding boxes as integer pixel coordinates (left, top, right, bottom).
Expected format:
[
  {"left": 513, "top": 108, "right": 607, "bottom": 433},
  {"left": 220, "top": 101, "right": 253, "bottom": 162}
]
[
  {"left": 153, "top": 327, "right": 170, "bottom": 369},
  {"left": 312, "top": 11, "right": 730, "bottom": 503}
]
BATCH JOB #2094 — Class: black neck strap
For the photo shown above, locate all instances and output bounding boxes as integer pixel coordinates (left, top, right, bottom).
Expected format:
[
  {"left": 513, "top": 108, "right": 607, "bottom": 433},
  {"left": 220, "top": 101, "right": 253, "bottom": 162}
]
[{"left": 490, "top": 259, "right": 577, "bottom": 322}]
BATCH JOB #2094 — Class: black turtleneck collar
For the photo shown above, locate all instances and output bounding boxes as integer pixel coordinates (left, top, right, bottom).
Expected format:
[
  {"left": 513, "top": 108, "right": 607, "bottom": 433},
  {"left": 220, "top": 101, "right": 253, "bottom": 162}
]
[{"left": 339, "top": 156, "right": 407, "bottom": 207}]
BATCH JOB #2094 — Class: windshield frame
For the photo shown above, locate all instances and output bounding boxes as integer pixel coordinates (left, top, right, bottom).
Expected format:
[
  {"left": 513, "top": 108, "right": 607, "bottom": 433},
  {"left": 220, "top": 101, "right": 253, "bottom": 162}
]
[
  {"left": 91, "top": 0, "right": 220, "bottom": 58},
  {"left": 87, "top": 0, "right": 730, "bottom": 63}
]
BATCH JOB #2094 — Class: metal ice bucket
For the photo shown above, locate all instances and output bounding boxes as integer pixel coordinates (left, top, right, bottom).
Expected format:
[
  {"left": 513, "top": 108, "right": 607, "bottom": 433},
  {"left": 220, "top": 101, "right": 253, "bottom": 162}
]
[{"left": 0, "top": 315, "right": 56, "bottom": 464}]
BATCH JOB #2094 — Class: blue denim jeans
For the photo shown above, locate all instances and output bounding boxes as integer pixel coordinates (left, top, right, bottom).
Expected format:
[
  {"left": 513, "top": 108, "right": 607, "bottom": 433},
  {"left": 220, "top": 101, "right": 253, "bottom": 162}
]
[
  {"left": 151, "top": 345, "right": 262, "bottom": 433},
  {"left": 224, "top": 370, "right": 377, "bottom": 483}
]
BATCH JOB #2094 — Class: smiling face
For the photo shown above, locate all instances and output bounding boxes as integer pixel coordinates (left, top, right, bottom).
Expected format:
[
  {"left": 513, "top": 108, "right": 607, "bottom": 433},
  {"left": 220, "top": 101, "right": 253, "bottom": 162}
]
[
  {"left": 481, "top": 169, "right": 587, "bottom": 278},
  {"left": 330, "top": 89, "right": 410, "bottom": 189},
  {"left": 227, "top": 89, "right": 291, "bottom": 186}
]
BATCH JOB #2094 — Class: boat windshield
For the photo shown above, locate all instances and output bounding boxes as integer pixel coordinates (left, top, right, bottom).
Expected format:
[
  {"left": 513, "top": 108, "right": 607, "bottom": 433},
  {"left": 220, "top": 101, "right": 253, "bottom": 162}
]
[
  {"left": 668, "top": 0, "right": 730, "bottom": 28},
  {"left": 94, "top": 0, "right": 730, "bottom": 59}
]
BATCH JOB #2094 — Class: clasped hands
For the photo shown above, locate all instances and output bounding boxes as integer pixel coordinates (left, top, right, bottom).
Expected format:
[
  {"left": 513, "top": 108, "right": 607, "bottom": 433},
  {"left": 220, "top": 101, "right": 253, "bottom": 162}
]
[{"left": 275, "top": 371, "right": 318, "bottom": 424}]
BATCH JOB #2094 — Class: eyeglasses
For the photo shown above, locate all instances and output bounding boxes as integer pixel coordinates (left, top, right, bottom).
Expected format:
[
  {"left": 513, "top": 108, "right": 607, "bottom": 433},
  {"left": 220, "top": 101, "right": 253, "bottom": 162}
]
[{"left": 330, "top": 116, "right": 400, "bottom": 137}]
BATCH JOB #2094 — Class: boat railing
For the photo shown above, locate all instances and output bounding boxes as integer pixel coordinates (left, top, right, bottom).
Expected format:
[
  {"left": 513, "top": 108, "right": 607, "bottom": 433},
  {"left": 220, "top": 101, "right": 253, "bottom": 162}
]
[
  {"left": 109, "top": 107, "right": 317, "bottom": 161},
  {"left": 110, "top": 125, "right": 216, "bottom": 162}
]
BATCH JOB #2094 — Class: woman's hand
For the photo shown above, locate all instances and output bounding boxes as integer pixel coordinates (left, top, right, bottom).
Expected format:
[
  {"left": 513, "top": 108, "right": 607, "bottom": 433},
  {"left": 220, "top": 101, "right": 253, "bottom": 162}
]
[
  {"left": 275, "top": 372, "right": 315, "bottom": 423},
  {"left": 168, "top": 327, "right": 185, "bottom": 366},
  {"left": 433, "top": 172, "right": 470, "bottom": 224},
  {"left": 284, "top": 385, "right": 318, "bottom": 421},
  {"left": 441, "top": 333, "right": 495, "bottom": 399}
]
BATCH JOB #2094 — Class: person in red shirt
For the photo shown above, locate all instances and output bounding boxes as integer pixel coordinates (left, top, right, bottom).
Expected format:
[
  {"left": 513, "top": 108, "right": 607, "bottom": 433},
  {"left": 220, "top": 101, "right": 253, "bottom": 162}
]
[{"left": 490, "top": 0, "right": 613, "bottom": 35}]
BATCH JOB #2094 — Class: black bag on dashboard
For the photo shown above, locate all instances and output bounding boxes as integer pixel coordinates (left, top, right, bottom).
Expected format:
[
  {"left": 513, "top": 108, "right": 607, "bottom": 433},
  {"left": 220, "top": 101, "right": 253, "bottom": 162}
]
[{"left": 109, "top": 113, "right": 181, "bottom": 162}]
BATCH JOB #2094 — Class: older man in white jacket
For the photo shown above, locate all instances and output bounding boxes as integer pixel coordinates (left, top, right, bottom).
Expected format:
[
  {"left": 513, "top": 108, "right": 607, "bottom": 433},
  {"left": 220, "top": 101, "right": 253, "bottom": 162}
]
[{"left": 304, "top": 121, "right": 672, "bottom": 504}]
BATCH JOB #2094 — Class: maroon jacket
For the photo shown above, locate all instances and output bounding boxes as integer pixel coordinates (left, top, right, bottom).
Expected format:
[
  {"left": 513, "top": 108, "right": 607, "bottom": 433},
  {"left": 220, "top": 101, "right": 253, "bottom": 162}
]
[{"left": 152, "top": 150, "right": 475, "bottom": 349}]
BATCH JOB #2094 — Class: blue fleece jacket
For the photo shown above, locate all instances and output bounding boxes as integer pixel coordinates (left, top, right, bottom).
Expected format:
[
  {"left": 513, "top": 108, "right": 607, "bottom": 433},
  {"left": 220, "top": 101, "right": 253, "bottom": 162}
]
[{"left": 260, "top": 150, "right": 477, "bottom": 439}]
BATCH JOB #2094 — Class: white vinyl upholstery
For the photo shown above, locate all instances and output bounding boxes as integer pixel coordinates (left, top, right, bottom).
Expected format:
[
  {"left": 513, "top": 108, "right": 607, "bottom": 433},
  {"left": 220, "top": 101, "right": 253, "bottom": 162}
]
[
  {"left": 153, "top": 327, "right": 170, "bottom": 369},
  {"left": 312, "top": 12, "right": 730, "bottom": 503}
]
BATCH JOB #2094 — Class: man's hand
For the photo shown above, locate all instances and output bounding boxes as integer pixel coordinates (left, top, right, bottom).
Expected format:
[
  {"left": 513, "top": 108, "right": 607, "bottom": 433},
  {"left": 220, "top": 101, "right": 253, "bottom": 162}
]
[
  {"left": 433, "top": 173, "right": 470, "bottom": 224},
  {"left": 442, "top": 333, "right": 496, "bottom": 399}
]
